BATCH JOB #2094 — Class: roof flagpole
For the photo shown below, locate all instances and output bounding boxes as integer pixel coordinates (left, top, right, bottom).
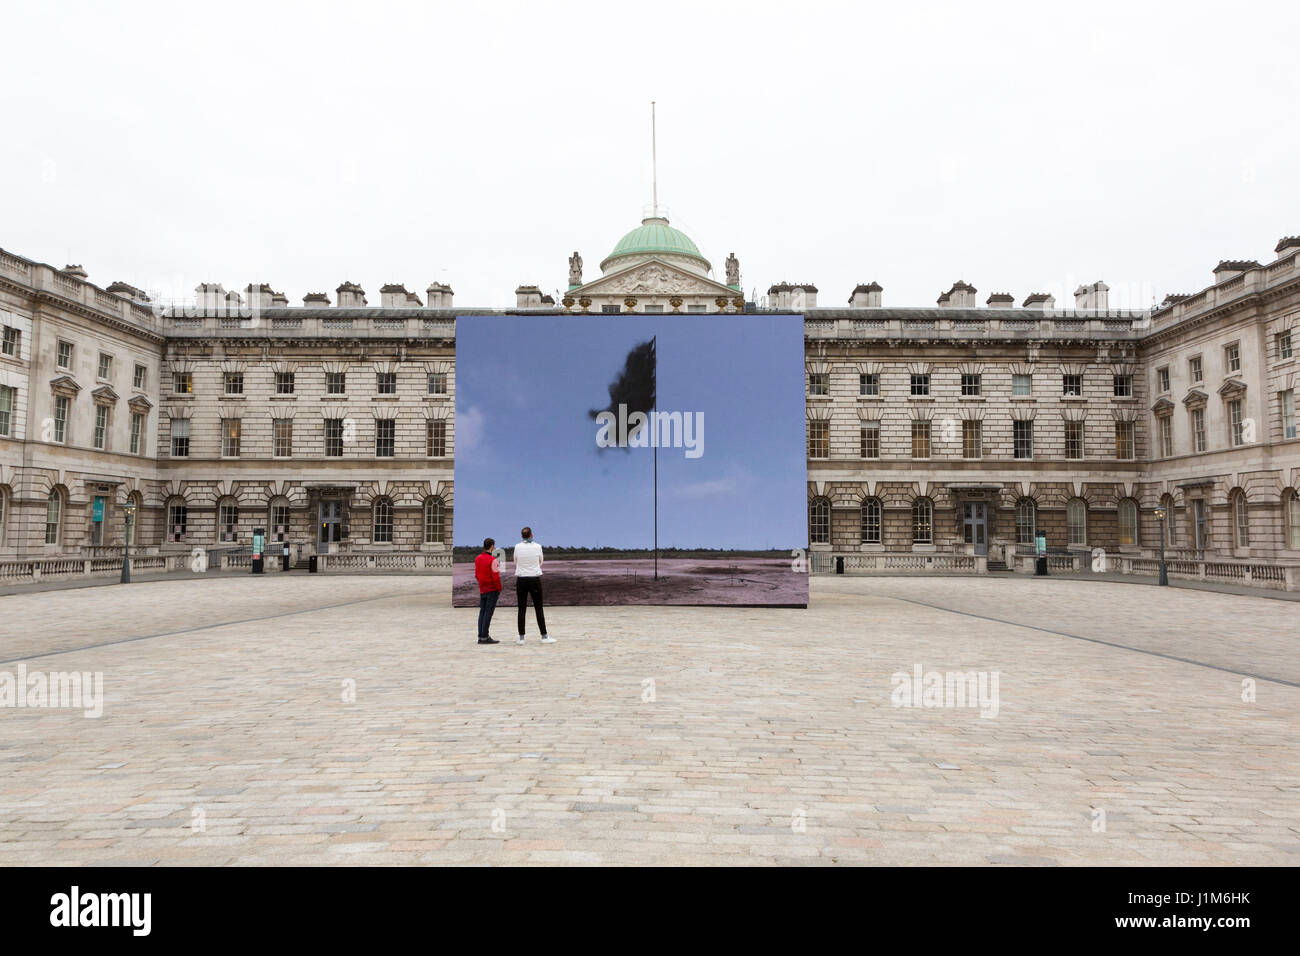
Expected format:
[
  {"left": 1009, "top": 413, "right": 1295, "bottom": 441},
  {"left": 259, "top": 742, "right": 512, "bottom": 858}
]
[{"left": 651, "top": 100, "right": 658, "bottom": 217}]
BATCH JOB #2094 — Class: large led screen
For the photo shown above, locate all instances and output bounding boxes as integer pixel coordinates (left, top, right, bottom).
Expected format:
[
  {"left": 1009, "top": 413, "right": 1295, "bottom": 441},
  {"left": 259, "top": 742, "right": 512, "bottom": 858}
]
[{"left": 451, "top": 313, "right": 807, "bottom": 607}]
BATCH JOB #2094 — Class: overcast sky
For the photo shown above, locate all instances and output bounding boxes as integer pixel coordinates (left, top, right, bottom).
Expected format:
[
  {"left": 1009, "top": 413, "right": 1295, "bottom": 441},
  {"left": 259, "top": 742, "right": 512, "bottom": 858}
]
[{"left": 2, "top": 1, "right": 1297, "bottom": 309}]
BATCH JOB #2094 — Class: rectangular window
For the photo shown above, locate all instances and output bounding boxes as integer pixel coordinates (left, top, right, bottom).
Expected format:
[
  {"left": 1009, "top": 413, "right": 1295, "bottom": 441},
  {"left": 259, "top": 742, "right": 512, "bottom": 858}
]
[
  {"left": 0, "top": 386, "right": 13, "bottom": 436},
  {"left": 1012, "top": 373, "right": 1032, "bottom": 396},
  {"left": 1062, "top": 374, "right": 1083, "bottom": 396},
  {"left": 168, "top": 503, "right": 187, "bottom": 542},
  {"left": 960, "top": 373, "right": 981, "bottom": 396},
  {"left": 427, "top": 372, "right": 448, "bottom": 395},
  {"left": 427, "top": 419, "right": 447, "bottom": 457},
  {"left": 1064, "top": 421, "right": 1084, "bottom": 460},
  {"left": 1159, "top": 416, "right": 1173, "bottom": 458},
  {"left": 911, "top": 420, "right": 931, "bottom": 459},
  {"left": 173, "top": 371, "right": 193, "bottom": 394},
  {"left": 1281, "top": 390, "right": 1297, "bottom": 440},
  {"left": 1189, "top": 355, "right": 1203, "bottom": 382},
  {"left": 686, "top": 304, "right": 707, "bottom": 313},
  {"left": 1278, "top": 330, "right": 1294, "bottom": 360},
  {"left": 1013, "top": 420, "right": 1034, "bottom": 460},
  {"left": 962, "top": 420, "right": 982, "bottom": 458},
  {"left": 376, "top": 372, "right": 397, "bottom": 395},
  {"left": 53, "top": 395, "right": 69, "bottom": 443},
  {"left": 1192, "top": 408, "right": 1206, "bottom": 452},
  {"left": 170, "top": 418, "right": 190, "bottom": 457},
  {"left": 1157, "top": 367, "right": 1170, "bottom": 393},
  {"left": 807, "top": 420, "right": 829, "bottom": 459},
  {"left": 375, "top": 419, "right": 395, "bottom": 457},
  {"left": 93, "top": 405, "right": 109, "bottom": 450},
  {"left": 1228, "top": 399, "right": 1244, "bottom": 446},
  {"left": 1112, "top": 374, "right": 1133, "bottom": 397},
  {"left": 57, "top": 341, "right": 73, "bottom": 369},
  {"left": 909, "top": 374, "right": 930, "bottom": 397},
  {"left": 273, "top": 419, "right": 293, "bottom": 457},
  {"left": 130, "top": 412, "right": 143, "bottom": 455},
  {"left": 601, "top": 305, "right": 620, "bottom": 314},
  {"left": 326, "top": 372, "right": 346, "bottom": 395},
  {"left": 859, "top": 422, "right": 879, "bottom": 459},
  {"left": 1, "top": 326, "right": 18, "bottom": 356},
  {"left": 223, "top": 371, "right": 244, "bottom": 394},
  {"left": 324, "top": 418, "right": 344, "bottom": 457},
  {"left": 275, "top": 372, "right": 295, "bottom": 394},
  {"left": 271, "top": 505, "right": 290, "bottom": 540},
  {"left": 807, "top": 372, "right": 828, "bottom": 396},
  {"left": 97, "top": 352, "right": 113, "bottom": 380},
  {"left": 219, "top": 503, "right": 239, "bottom": 542},
  {"left": 222, "top": 418, "right": 242, "bottom": 457},
  {"left": 858, "top": 373, "right": 879, "bottom": 397},
  {"left": 642, "top": 305, "right": 664, "bottom": 313},
  {"left": 133, "top": 364, "right": 147, "bottom": 389},
  {"left": 1115, "top": 421, "right": 1135, "bottom": 459},
  {"left": 1225, "top": 342, "right": 1241, "bottom": 373}
]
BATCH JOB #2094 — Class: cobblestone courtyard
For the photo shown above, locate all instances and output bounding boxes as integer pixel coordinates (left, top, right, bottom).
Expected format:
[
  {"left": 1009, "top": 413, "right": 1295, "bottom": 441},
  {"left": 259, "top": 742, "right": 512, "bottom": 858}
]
[{"left": 1, "top": 575, "right": 1296, "bottom": 866}]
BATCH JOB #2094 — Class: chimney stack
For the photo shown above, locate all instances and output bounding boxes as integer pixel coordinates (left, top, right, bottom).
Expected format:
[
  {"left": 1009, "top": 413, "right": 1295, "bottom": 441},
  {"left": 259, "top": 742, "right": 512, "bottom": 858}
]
[
  {"left": 986, "top": 293, "right": 1015, "bottom": 309},
  {"left": 1275, "top": 236, "right": 1300, "bottom": 259},
  {"left": 303, "top": 292, "right": 330, "bottom": 307},
  {"left": 1212, "top": 260, "right": 1261, "bottom": 285},
  {"left": 336, "top": 282, "right": 366, "bottom": 308},
  {"left": 244, "top": 283, "right": 276, "bottom": 311},
  {"left": 848, "top": 282, "right": 883, "bottom": 308},
  {"left": 426, "top": 282, "right": 454, "bottom": 308},
  {"left": 938, "top": 281, "right": 976, "bottom": 308},
  {"left": 380, "top": 283, "right": 413, "bottom": 308},
  {"left": 1022, "top": 293, "right": 1056, "bottom": 311},
  {"left": 515, "top": 285, "right": 543, "bottom": 309}
]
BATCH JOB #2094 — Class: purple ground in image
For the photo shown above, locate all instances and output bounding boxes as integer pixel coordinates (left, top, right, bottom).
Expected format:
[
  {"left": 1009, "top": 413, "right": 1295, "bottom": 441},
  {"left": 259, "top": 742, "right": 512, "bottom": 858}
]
[{"left": 452, "top": 557, "right": 807, "bottom": 607}]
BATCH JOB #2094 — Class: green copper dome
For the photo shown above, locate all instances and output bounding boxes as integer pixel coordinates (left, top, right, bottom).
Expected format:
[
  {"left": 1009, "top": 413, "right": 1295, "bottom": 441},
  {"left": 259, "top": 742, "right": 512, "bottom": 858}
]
[{"left": 601, "top": 216, "right": 711, "bottom": 273}]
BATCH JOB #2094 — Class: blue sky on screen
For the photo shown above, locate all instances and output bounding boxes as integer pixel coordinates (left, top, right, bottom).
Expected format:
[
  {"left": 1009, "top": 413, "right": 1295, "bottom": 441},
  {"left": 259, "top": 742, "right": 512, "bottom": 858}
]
[{"left": 454, "top": 314, "right": 805, "bottom": 549}]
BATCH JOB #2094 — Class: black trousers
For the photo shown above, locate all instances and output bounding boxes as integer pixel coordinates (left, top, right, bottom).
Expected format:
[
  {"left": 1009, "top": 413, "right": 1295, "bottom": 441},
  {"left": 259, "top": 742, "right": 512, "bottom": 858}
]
[{"left": 516, "top": 576, "right": 547, "bottom": 636}]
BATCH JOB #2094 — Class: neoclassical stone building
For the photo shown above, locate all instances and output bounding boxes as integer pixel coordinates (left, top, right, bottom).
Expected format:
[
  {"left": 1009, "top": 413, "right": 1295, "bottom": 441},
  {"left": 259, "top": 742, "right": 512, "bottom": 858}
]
[{"left": 1, "top": 212, "right": 1298, "bottom": 579}]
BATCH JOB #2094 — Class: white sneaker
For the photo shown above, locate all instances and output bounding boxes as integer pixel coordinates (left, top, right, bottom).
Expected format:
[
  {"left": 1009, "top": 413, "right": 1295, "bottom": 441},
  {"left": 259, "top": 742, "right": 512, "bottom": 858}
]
[
  {"left": 517, "top": 636, "right": 526, "bottom": 645},
  {"left": 540, "top": 635, "right": 557, "bottom": 644}
]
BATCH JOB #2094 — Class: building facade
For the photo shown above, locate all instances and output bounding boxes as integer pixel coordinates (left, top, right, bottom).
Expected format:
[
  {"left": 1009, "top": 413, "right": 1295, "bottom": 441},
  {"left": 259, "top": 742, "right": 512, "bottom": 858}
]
[{"left": 2, "top": 215, "right": 1298, "bottom": 576}]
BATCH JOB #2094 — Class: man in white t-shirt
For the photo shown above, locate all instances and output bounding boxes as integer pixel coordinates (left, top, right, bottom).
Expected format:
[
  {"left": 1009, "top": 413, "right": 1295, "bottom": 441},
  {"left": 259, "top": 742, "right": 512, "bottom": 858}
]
[{"left": 513, "top": 526, "right": 555, "bottom": 644}]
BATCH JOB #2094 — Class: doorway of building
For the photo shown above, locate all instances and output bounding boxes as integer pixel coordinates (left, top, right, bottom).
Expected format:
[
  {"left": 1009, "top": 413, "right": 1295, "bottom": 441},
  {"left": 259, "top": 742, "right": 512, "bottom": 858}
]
[
  {"left": 318, "top": 500, "right": 343, "bottom": 549},
  {"left": 962, "top": 502, "right": 988, "bottom": 556}
]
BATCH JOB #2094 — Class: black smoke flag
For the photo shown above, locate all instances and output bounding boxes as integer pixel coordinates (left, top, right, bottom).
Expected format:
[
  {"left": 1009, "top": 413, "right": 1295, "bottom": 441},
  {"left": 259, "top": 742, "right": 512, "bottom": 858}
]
[
  {"left": 588, "top": 338, "right": 657, "bottom": 445},
  {"left": 589, "top": 337, "right": 660, "bottom": 578}
]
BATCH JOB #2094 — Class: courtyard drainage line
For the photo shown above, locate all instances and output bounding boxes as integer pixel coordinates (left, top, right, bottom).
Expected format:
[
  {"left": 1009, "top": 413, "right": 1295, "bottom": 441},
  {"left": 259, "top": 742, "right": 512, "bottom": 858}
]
[
  {"left": 0, "top": 591, "right": 417, "bottom": 666},
  {"left": 884, "top": 594, "right": 1300, "bottom": 690}
]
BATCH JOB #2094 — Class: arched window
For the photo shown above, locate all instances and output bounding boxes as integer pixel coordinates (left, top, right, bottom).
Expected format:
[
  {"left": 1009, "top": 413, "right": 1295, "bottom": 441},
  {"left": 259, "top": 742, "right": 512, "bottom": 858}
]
[
  {"left": 1015, "top": 498, "right": 1036, "bottom": 546},
  {"left": 1231, "top": 490, "right": 1249, "bottom": 548},
  {"left": 860, "top": 498, "right": 882, "bottom": 544},
  {"left": 1160, "top": 494, "right": 1177, "bottom": 547},
  {"left": 268, "top": 496, "right": 291, "bottom": 543},
  {"left": 166, "top": 496, "right": 188, "bottom": 543},
  {"left": 1118, "top": 498, "right": 1139, "bottom": 546},
  {"left": 217, "top": 497, "right": 239, "bottom": 543},
  {"left": 373, "top": 497, "right": 394, "bottom": 544},
  {"left": 424, "top": 497, "right": 445, "bottom": 545},
  {"left": 1287, "top": 490, "right": 1300, "bottom": 550},
  {"left": 912, "top": 498, "right": 933, "bottom": 544},
  {"left": 809, "top": 497, "right": 830, "bottom": 545},
  {"left": 1067, "top": 498, "right": 1087, "bottom": 546},
  {"left": 45, "top": 488, "right": 63, "bottom": 545}
]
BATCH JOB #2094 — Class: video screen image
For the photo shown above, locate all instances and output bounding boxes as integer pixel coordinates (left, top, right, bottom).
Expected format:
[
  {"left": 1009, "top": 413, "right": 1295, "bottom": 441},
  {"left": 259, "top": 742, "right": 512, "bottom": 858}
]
[{"left": 451, "top": 313, "right": 808, "bottom": 607}]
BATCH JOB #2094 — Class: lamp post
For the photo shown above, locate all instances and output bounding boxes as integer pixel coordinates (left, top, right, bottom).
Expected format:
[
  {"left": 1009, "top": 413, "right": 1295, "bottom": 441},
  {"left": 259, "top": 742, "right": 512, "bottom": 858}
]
[
  {"left": 1153, "top": 505, "right": 1168, "bottom": 586},
  {"left": 120, "top": 501, "right": 136, "bottom": 584}
]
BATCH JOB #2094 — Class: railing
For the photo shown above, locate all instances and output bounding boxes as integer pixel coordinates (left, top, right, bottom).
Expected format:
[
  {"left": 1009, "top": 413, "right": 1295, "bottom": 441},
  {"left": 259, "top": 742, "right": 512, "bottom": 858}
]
[
  {"left": 316, "top": 551, "right": 452, "bottom": 572},
  {"left": 0, "top": 553, "right": 189, "bottom": 583},
  {"left": 812, "top": 552, "right": 979, "bottom": 573}
]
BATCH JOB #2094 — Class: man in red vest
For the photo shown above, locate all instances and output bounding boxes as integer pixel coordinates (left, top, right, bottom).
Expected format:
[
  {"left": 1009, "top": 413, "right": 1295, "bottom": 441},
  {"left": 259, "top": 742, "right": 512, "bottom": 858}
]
[{"left": 474, "top": 537, "right": 502, "bottom": 644}]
